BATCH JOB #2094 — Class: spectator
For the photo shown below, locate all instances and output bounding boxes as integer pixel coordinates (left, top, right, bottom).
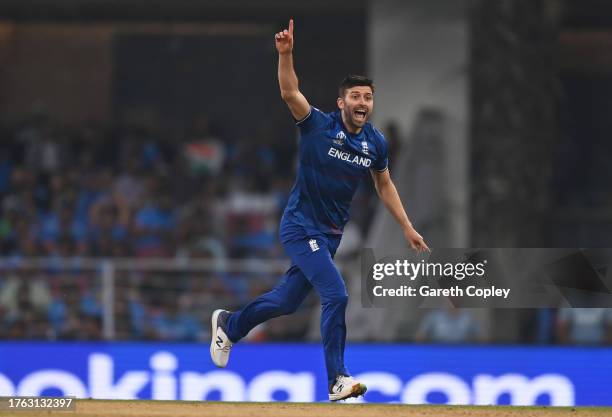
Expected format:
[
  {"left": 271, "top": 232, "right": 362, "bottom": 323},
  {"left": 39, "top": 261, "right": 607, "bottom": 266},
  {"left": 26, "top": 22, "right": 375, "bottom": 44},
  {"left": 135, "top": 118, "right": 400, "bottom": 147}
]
[
  {"left": 165, "top": 294, "right": 201, "bottom": 341},
  {"left": 132, "top": 180, "right": 176, "bottom": 257},
  {"left": 113, "top": 158, "right": 146, "bottom": 210},
  {"left": 39, "top": 202, "right": 88, "bottom": 255},
  {"left": 89, "top": 204, "right": 129, "bottom": 257}
]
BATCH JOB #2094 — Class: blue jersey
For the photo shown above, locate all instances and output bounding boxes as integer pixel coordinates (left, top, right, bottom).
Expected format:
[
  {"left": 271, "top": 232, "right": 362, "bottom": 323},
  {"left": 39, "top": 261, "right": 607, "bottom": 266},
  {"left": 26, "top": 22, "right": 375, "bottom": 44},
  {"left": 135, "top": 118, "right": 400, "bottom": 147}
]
[{"left": 281, "top": 106, "right": 389, "bottom": 237}]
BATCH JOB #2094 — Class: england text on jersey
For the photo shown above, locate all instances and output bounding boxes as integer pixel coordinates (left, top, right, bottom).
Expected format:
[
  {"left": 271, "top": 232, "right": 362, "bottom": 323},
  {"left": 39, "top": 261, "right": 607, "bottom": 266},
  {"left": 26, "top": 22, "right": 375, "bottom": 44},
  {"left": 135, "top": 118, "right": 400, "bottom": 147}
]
[{"left": 327, "top": 147, "right": 372, "bottom": 168}]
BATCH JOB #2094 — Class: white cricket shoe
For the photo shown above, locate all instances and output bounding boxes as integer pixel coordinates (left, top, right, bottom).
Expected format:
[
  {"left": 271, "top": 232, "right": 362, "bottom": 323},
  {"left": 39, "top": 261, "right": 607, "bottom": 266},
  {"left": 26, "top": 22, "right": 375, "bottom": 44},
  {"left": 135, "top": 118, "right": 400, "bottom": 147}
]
[
  {"left": 328, "top": 375, "right": 367, "bottom": 401},
  {"left": 210, "top": 309, "right": 233, "bottom": 368}
]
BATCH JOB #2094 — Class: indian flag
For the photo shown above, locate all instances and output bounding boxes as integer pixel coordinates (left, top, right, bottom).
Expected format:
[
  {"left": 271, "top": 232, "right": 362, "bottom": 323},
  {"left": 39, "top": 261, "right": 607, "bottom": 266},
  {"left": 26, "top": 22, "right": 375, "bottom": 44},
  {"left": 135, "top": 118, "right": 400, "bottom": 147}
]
[{"left": 184, "top": 140, "right": 225, "bottom": 175}]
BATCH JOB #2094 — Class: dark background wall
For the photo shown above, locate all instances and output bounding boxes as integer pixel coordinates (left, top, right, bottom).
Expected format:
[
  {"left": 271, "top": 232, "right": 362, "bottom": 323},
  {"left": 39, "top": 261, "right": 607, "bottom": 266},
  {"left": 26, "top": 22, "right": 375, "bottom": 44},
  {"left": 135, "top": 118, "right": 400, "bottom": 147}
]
[
  {"left": 470, "top": 0, "right": 612, "bottom": 248},
  {"left": 0, "top": 1, "right": 366, "bottom": 142}
]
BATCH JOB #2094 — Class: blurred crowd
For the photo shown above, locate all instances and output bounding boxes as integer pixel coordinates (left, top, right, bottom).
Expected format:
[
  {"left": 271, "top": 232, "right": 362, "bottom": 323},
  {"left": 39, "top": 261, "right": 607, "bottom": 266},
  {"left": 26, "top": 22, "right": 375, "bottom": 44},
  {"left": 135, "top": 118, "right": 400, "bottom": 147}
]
[
  {"left": 0, "top": 112, "right": 377, "bottom": 342},
  {"left": 1, "top": 114, "right": 610, "bottom": 346},
  {"left": 0, "top": 113, "right": 295, "bottom": 260}
]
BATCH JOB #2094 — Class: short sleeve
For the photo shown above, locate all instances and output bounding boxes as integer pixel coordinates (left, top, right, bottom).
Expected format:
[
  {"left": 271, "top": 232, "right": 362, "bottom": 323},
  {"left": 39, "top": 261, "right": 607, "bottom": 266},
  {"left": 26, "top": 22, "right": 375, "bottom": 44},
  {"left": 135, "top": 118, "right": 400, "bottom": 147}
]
[
  {"left": 372, "top": 130, "right": 389, "bottom": 172},
  {"left": 295, "top": 106, "right": 330, "bottom": 135}
]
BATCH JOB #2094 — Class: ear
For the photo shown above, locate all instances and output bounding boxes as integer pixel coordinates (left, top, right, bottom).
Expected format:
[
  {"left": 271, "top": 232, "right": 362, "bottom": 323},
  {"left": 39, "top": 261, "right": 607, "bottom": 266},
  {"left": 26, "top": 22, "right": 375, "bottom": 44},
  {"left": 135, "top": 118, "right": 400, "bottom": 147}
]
[{"left": 337, "top": 97, "right": 344, "bottom": 110}]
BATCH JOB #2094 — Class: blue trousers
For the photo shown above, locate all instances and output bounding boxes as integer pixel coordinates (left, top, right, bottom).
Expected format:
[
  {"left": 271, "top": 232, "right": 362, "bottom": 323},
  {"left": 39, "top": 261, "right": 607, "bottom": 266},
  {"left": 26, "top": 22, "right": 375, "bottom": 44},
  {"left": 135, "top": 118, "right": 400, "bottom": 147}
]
[{"left": 225, "top": 226, "right": 348, "bottom": 386}]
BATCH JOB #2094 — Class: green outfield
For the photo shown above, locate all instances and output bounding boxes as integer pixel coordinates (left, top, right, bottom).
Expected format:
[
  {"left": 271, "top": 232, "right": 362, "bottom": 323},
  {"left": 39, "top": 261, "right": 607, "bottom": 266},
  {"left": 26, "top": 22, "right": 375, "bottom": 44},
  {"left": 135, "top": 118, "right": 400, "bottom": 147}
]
[{"left": 1, "top": 400, "right": 612, "bottom": 417}]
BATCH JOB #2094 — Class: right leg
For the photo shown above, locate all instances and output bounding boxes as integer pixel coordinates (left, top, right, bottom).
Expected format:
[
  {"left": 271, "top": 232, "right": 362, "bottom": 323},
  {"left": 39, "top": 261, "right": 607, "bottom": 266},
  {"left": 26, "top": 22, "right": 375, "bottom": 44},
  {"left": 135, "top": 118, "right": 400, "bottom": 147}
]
[
  {"left": 282, "top": 237, "right": 349, "bottom": 387},
  {"left": 224, "top": 265, "right": 312, "bottom": 342},
  {"left": 282, "top": 236, "right": 366, "bottom": 401}
]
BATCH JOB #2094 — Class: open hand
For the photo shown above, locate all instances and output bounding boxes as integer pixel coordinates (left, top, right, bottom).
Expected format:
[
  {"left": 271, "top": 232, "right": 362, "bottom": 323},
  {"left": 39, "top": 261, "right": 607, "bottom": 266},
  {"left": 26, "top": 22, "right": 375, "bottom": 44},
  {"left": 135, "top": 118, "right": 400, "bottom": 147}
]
[
  {"left": 275, "top": 19, "right": 294, "bottom": 55},
  {"left": 404, "top": 226, "right": 430, "bottom": 253}
]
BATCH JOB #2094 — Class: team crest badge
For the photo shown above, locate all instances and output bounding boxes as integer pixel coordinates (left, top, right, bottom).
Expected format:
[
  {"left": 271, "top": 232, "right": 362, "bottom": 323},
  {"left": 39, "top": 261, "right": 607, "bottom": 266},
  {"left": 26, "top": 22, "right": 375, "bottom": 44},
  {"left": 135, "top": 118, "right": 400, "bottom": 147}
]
[
  {"left": 361, "top": 141, "right": 369, "bottom": 155},
  {"left": 333, "top": 131, "right": 346, "bottom": 146}
]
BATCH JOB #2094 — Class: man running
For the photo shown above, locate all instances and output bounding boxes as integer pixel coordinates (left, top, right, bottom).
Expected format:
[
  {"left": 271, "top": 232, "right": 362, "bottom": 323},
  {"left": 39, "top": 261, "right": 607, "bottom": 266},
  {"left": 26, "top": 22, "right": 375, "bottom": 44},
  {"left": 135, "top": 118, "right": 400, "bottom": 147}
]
[{"left": 211, "top": 19, "right": 429, "bottom": 402}]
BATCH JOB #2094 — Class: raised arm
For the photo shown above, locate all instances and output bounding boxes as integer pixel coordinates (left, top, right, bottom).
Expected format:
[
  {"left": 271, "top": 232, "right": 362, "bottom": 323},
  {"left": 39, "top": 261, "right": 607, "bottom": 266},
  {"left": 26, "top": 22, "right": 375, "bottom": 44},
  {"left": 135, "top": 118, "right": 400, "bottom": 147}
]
[{"left": 275, "top": 19, "right": 310, "bottom": 121}]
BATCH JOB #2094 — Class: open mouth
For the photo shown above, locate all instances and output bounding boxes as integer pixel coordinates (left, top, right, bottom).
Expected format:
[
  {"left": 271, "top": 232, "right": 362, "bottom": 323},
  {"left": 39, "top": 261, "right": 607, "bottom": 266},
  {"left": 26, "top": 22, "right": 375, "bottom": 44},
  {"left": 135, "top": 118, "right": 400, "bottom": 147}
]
[{"left": 354, "top": 109, "right": 367, "bottom": 121}]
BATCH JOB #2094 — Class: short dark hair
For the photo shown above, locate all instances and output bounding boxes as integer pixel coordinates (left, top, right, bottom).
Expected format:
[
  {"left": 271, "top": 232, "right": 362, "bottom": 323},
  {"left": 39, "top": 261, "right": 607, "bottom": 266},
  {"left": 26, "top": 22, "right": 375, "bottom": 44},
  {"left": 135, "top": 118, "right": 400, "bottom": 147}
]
[{"left": 338, "top": 74, "right": 374, "bottom": 98}]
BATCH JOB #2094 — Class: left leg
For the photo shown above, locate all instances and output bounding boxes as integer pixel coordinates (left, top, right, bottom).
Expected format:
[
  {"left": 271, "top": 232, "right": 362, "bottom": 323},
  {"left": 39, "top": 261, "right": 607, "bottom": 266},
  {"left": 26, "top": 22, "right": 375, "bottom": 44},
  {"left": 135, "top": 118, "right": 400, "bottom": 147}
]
[
  {"left": 210, "top": 265, "right": 311, "bottom": 368},
  {"left": 224, "top": 265, "right": 312, "bottom": 342}
]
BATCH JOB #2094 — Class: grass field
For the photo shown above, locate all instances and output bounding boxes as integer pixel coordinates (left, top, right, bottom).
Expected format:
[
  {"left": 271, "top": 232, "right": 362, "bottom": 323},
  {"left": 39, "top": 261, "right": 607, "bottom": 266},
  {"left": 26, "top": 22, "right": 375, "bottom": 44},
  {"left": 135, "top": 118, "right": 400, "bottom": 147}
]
[{"left": 1, "top": 400, "right": 612, "bottom": 417}]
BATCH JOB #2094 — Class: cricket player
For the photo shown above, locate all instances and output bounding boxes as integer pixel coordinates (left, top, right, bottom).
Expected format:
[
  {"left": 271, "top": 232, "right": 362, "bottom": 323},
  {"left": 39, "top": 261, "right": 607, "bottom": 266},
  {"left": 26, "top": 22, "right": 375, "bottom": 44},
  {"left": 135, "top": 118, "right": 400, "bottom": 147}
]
[{"left": 211, "top": 19, "right": 429, "bottom": 401}]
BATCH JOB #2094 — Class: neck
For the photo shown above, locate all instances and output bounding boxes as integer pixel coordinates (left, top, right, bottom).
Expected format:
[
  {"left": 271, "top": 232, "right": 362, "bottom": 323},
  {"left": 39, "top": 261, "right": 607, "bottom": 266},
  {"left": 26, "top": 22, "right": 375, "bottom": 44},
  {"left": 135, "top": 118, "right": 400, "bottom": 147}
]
[{"left": 340, "top": 111, "right": 362, "bottom": 135}]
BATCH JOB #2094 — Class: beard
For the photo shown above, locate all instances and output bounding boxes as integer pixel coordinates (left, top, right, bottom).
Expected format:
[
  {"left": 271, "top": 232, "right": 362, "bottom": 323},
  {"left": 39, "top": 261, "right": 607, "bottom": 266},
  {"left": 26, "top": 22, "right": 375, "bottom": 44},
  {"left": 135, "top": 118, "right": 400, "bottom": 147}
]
[{"left": 342, "top": 106, "right": 369, "bottom": 129}]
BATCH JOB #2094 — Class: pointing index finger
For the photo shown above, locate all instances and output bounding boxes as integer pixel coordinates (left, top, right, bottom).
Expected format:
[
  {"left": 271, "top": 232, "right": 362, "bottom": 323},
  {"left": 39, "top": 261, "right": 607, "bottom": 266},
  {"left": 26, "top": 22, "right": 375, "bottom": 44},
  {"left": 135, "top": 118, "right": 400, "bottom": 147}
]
[{"left": 289, "top": 18, "right": 294, "bottom": 35}]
